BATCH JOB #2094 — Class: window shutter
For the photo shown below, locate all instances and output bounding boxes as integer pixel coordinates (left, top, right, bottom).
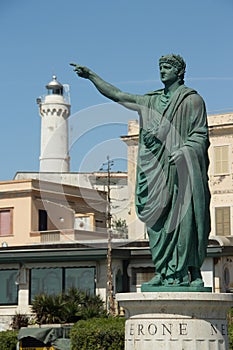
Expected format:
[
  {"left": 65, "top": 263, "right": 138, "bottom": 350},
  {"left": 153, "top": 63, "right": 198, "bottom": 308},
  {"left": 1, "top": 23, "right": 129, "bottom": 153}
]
[
  {"left": 215, "top": 207, "right": 230, "bottom": 236},
  {"left": 214, "top": 145, "right": 229, "bottom": 175},
  {"left": 0, "top": 210, "right": 12, "bottom": 236}
]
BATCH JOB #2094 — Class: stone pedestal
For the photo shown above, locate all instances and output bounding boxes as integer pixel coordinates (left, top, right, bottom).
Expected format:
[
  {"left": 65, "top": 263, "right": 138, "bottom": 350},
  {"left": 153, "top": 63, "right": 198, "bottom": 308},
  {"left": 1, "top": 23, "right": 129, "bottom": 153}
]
[{"left": 116, "top": 292, "right": 233, "bottom": 350}]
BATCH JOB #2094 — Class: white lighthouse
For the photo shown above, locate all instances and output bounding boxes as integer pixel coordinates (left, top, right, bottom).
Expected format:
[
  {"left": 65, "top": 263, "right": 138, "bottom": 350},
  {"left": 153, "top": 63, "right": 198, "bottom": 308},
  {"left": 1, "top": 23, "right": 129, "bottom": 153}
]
[{"left": 38, "top": 75, "right": 70, "bottom": 172}]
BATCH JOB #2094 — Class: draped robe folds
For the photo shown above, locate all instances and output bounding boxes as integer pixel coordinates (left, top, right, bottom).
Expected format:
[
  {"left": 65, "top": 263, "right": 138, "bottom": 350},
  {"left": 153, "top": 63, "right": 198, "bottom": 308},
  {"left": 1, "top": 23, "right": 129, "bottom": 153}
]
[{"left": 135, "top": 85, "right": 211, "bottom": 280}]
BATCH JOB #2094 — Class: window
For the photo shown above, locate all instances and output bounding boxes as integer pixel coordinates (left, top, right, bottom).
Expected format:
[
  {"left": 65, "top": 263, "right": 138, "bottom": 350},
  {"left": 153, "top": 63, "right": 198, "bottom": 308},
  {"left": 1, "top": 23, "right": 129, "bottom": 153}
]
[
  {"left": 214, "top": 145, "right": 230, "bottom": 175},
  {"left": 0, "top": 208, "right": 13, "bottom": 236},
  {"left": 65, "top": 268, "right": 95, "bottom": 295},
  {"left": 132, "top": 267, "right": 155, "bottom": 286},
  {"left": 115, "top": 269, "right": 123, "bottom": 293},
  {"left": 0, "top": 270, "right": 18, "bottom": 305},
  {"left": 38, "top": 209, "right": 47, "bottom": 231},
  {"left": 30, "top": 268, "right": 62, "bottom": 301},
  {"left": 215, "top": 207, "right": 231, "bottom": 236},
  {"left": 30, "top": 267, "right": 95, "bottom": 303}
]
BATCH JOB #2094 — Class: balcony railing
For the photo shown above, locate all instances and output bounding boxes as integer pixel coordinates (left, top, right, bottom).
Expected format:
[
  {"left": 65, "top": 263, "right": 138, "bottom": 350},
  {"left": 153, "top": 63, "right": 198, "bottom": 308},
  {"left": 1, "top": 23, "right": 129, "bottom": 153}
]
[{"left": 38, "top": 228, "right": 109, "bottom": 243}]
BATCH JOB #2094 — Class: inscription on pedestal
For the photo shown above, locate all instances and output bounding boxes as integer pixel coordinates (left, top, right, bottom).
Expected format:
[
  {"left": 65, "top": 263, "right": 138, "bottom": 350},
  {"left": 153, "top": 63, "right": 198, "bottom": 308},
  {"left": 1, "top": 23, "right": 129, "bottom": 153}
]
[
  {"left": 129, "top": 322, "right": 189, "bottom": 337},
  {"left": 126, "top": 319, "right": 228, "bottom": 346}
]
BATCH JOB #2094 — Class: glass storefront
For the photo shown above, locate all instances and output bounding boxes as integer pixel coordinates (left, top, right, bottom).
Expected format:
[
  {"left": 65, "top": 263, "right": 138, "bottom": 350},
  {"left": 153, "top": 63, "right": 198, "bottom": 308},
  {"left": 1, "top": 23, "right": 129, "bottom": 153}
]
[
  {"left": 0, "top": 270, "right": 18, "bottom": 305},
  {"left": 30, "top": 267, "right": 95, "bottom": 302}
]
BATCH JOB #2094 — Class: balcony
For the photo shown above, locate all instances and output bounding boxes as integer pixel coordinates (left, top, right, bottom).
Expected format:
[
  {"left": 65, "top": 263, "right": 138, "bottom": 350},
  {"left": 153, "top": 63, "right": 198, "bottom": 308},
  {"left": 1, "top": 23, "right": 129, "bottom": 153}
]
[{"left": 38, "top": 228, "right": 108, "bottom": 243}]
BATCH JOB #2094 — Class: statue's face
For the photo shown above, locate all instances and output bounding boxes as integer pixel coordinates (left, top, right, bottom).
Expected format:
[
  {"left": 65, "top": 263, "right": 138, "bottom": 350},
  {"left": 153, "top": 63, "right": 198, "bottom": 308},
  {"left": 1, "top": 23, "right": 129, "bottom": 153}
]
[{"left": 159, "top": 62, "right": 179, "bottom": 86}]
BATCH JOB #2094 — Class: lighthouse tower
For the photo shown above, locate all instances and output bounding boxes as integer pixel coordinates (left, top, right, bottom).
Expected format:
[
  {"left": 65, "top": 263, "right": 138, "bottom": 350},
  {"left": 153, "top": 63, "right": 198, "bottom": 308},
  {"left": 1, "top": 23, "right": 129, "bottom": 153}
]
[{"left": 38, "top": 76, "right": 70, "bottom": 172}]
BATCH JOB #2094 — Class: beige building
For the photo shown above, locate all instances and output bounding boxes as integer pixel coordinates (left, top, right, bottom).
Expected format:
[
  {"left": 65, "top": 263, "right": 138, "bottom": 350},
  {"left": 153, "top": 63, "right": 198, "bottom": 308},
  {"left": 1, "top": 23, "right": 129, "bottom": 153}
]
[
  {"left": 208, "top": 113, "right": 233, "bottom": 236},
  {"left": 0, "top": 178, "right": 107, "bottom": 247},
  {"left": 208, "top": 113, "right": 233, "bottom": 294},
  {"left": 14, "top": 171, "right": 129, "bottom": 234}
]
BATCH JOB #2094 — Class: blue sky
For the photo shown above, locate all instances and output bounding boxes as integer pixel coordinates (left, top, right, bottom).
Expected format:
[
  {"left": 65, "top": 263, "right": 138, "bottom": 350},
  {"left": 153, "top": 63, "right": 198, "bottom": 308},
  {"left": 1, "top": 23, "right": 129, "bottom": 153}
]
[{"left": 0, "top": 0, "right": 233, "bottom": 181}]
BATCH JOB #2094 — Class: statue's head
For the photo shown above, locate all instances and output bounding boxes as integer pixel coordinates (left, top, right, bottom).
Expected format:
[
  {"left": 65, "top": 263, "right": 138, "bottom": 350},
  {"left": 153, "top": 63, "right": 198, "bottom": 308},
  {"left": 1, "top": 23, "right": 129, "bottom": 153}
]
[{"left": 159, "top": 54, "right": 186, "bottom": 84}]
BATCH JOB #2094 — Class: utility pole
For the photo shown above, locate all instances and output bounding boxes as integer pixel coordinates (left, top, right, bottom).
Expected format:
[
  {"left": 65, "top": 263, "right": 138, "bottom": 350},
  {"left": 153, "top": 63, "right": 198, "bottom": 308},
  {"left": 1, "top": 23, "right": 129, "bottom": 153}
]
[
  {"left": 101, "top": 156, "right": 115, "bottom": 315},
  {"left": 107, "top": 227, "right": 114, "bottom": 314},
  {"left": 106, "top": 155, "right": 112, "bottom": 229}
]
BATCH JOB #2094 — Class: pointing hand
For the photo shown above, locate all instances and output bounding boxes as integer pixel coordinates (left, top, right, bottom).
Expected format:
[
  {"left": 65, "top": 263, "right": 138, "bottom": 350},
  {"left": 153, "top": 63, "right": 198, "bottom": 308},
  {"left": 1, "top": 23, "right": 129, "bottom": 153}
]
[{"left": 70, "top": 63, "right": 90, "bottom": 79}]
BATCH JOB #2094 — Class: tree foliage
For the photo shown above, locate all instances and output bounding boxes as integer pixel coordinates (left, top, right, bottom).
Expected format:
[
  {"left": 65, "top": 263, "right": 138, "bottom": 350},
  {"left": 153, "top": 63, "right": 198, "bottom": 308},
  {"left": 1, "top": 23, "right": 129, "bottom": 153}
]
[{"left": 112, "top": 218, "right": 128, "bottom": 238}]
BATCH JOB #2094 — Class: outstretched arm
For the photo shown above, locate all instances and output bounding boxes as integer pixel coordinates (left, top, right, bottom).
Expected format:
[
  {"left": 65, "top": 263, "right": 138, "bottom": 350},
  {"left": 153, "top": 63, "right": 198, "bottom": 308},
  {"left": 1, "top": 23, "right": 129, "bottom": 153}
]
[{"left": 70, "top": 63, "right": 141, "bottom": 110}]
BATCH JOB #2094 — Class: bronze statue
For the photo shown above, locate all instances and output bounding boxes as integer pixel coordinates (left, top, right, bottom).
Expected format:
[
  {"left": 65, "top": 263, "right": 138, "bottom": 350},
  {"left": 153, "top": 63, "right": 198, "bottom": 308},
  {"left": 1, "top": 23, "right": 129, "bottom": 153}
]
[{"left": 70, "top": 54, "right": 210, "bottom": 288}]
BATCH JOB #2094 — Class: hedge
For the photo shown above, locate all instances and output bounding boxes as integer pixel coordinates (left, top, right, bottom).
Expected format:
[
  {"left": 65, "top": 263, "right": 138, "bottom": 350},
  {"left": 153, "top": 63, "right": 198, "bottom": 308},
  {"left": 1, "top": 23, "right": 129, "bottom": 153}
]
[
  {"left": 0, "top": 330, "right": 18, "bottom": 350},
  {"left": 228, "top": 308, "right": 233, "bottom": 350},
  {"left": 70, "top": 317, "right": 125, "bottom": 350}
]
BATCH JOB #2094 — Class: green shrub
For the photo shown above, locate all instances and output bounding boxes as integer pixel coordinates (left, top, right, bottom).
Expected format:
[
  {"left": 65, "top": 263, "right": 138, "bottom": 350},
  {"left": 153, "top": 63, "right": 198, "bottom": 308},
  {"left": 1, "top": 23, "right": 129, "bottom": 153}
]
[
  {"left": 31, "top": 288, "right": 106, "bottom": 324},
  {"left": 62, "top": 287, "right": 106, "bottom": 322},
  {"left": 228, "top": 308, "right": 233, "bottom": 350},
  {"left": 229, "top": 327, "right": 233, "bottom": 350},
  {"left": 31, "top": 293, "right": 65, "bottom": 324},
  {"left": 10, "top": 312, "right": 29, "bottom": 330},
  {"left": 0, "top": 330, "right": 18, "bottom": 350},
  {"left": 70, "top": 317, "right": 125, "bottom": 350}
]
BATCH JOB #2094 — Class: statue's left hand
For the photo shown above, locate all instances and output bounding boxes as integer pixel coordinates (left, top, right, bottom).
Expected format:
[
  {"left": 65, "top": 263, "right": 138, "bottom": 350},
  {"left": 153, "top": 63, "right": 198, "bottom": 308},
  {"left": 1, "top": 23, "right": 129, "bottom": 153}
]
[
  {"left": 70, "top": 63, "right": 90, "bottom": 79},
  {"left": 169, "top": 150, "right": 183, "bottom": 164}
]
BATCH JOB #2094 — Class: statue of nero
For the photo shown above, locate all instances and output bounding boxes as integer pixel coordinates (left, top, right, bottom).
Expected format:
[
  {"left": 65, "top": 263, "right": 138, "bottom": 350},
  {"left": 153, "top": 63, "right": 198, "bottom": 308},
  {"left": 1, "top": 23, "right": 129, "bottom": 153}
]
[{"left": 71, "top": 54, "right": 211, "bottom": 288}]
